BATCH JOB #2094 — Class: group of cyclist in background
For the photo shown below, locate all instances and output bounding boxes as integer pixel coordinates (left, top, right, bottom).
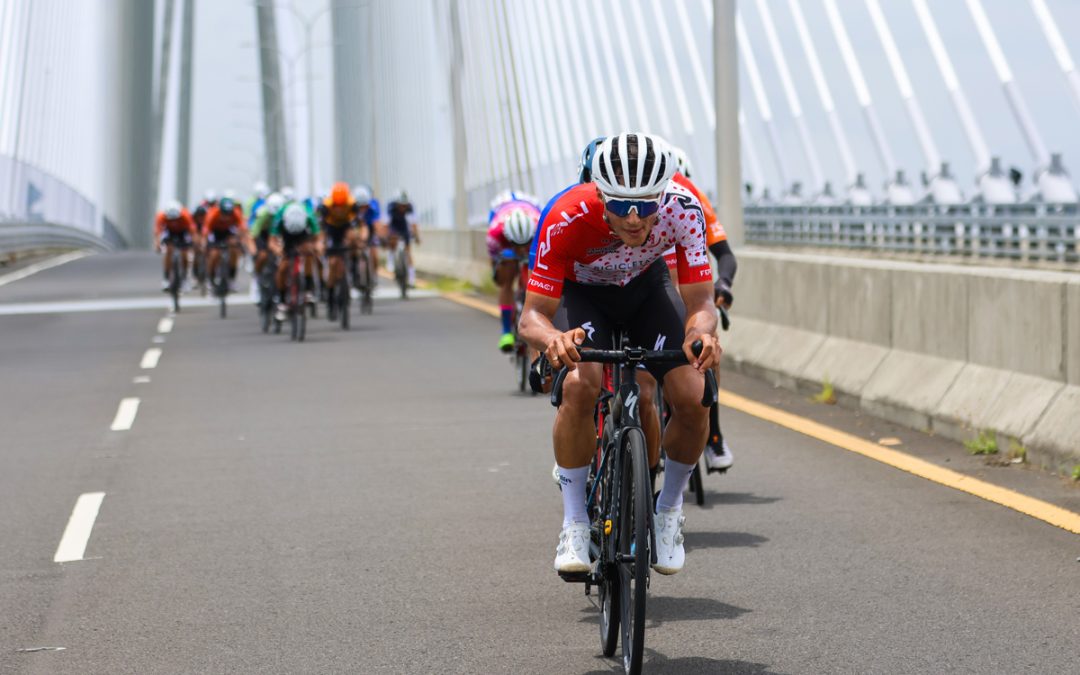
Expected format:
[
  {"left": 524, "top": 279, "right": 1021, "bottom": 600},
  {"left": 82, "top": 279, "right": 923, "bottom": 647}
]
[{"left": 153, "top": 181, "right": 420, "bottom": 323}]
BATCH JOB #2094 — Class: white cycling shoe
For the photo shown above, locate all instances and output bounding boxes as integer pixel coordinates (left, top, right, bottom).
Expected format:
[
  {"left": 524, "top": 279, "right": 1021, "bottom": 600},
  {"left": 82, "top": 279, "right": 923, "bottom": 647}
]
[
  {"left": 652, "top": 506, "right": 686, "bottom": 575},
  {"left": 704, "top": 439, "right": 734, "bottom": 473},
  {"left": 554, "top": 522, "right": 591, "bottom": 573}
]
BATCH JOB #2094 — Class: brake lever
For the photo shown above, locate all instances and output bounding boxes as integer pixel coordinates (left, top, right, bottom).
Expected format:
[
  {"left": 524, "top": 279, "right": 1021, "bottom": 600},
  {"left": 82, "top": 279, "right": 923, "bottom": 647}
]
[
  {"left": 702, "top": 370, "right": 718, "bottom": 408},
  {"left": 550, "top": 366, "right": 570, "bottom": 407},
  {"left": 718, "top": 305, "right": 730, "bottom": 332},
  {"left": 691, "top": 339, "right": 719, "bottom": 407}
]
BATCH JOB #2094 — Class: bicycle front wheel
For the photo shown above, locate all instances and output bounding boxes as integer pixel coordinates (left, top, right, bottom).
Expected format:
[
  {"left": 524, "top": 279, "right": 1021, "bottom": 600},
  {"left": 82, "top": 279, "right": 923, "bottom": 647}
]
[{"left": 618, "top": 427, "right": 651, "bottom": 674}]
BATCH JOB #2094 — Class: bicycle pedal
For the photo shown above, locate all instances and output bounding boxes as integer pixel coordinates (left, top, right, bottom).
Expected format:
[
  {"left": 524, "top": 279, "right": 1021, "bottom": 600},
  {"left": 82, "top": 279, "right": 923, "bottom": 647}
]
[
  {"left": 557, "top": 570, "right": 591, "bottom": 584},
  {"left": 706, "top": 466, "right": 730, "bottom": 475}
]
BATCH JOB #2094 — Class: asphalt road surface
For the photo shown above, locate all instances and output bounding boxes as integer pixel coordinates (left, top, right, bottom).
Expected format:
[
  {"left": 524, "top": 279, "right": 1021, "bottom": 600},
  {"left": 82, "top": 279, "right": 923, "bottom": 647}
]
[{"left": 1, "top": 253, "right": 1077, "bottom": 674}]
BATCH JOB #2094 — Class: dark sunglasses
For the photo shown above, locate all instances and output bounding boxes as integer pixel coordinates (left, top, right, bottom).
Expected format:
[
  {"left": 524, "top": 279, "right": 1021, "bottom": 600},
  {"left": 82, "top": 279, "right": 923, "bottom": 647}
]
[{"left": 603, "top": 197, "right": 662, "bottom": 218}]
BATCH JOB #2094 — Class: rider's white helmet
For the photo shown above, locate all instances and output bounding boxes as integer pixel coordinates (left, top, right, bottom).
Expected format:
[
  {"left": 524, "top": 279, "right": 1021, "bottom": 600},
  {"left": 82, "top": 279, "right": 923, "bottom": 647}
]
[
  {"left": 591, "top": 133, "right": 676, "bottom": 198},
  {"left": 353, "top": 185, "right": 372, "bottom": 206},
  {"left": 264, "top": 192, "right": 285, "bottom": 215},
  {"left": 281, "top": 185, "right": 296, "bottom": 201},
  {"left": 503, "top": 208, "right": 535, "bottom": 245},
  {"left": 253, "top": 181, "right": 270, "bottom": 199},
  {"left": 282, "top": 204, "right": 307, "bottom": 234},
  {"left": 670, "top": 146, "right": 693, "bottom": 179},
  {"left": 203, "top": 189, "right": 218, "bottom": 204},
  {"left": 164, "top": 200, "right": 183, "bottom": 220}
]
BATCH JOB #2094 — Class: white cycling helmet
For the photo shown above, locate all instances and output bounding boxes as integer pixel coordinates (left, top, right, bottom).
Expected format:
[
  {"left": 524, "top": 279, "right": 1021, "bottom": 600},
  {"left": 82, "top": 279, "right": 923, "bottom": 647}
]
[
  {"left": 353, "top": 185, "right": 372, "bottom": 206},
  {"left": 282, "top": 204, "right": 308, "bottom": 234},
  {"left": 591, "top": 132, "right": 675, "bottom": 198},
  {"left": 265, "top": 192, "right": 285, "bottom": 215},
  {"left": 163, "top": 200, "right": 183, "bottom": 220},
  {"left": 281, "top": 185, "right": 296, "bottom": 201},
  {"left": 503, "top": 208, "right": 535, "bottom": 245},
  {"left": 671, "top": 146, "right": 693, "bottom": 179},
  {"left": 253, "top": 181, "right": 269, "bottom": 199},
  {"left": 203, "top": 189, "right": 218, "bottom": 204}
]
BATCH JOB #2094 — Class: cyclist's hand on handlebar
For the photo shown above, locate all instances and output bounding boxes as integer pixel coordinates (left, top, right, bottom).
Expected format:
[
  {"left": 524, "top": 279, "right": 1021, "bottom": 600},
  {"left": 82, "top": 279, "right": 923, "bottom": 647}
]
[
  {"left": 546, "top": 327, "right": 587, "bottom": 371},
  {"left": 684, "top": 333, "right": 721, "bottom": 372}
]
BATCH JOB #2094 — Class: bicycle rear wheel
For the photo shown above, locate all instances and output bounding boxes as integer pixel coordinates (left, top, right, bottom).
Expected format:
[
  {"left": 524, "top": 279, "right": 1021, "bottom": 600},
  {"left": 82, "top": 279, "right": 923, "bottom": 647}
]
[
  {"left": 170, "top": 249, "right": 181, "bottom": 313},
  {"left": 216, "top": 253, "right": 228, "bottom": 319},
  {"left": 618, "top": 427, "right": 650, "bottom": 675},
  {"left": 338, "top": 277, "right": 349, "bottom": 330}
]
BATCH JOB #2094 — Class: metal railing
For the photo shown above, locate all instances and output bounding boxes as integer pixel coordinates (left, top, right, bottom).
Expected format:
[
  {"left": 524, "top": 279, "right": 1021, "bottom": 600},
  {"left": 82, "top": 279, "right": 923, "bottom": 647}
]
[
  {"left": 744, "top": 203, "right": 1079, "bottom": 263},
  {"left": 0, "top": 222, "right": 114, "bottom": 262}
]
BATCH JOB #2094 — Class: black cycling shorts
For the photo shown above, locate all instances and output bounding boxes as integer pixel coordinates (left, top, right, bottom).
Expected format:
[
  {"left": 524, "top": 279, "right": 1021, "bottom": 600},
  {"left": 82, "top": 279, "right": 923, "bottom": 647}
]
[
  {"left": 561, "top": 258, "right": 688, "bottom": 382},
  {"left": 324, "top": 224, "right": 351, "bottom": 251}
]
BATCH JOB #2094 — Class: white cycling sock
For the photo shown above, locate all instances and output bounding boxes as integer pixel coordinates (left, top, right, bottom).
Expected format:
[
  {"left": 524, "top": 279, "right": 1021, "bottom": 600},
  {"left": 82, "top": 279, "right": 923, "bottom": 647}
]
[
  {"left": 657, "top": 457, "right": 694, "bottom": 512},
  {"left": 558, "top": 464, "right": 590, "bottom": 527},
  {"left": 408, "top": 266, "right": 416, "bottom": 284}
]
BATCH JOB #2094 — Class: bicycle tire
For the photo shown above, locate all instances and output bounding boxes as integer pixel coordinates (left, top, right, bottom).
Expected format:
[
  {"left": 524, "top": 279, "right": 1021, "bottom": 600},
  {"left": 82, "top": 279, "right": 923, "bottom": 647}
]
[
  {"left": 216, "top": 253, "right": 228, "bottom": 319},
  {"left": 298, "top": 305, "right": 307, "bottom": 342},
  {"left": 618, "top": 427, "right": 650, "bottom": 675},
  {"left": 517, "top": 349, "right": 528, "bottom": 393},
  {"left": 170, "top": 249, "right": 181, "bottom": 313},
  {"left": 690, "top": 462, "right": 705, "bottom": 507},
  {"left": 395, "top": 248, "right": 408, "bottom": 299},
  {"left": 339, "top": 277, "right": 349, "bottom": 330},
  {"left": 596, "top": 401, "right": 620, "bottom": 658}
]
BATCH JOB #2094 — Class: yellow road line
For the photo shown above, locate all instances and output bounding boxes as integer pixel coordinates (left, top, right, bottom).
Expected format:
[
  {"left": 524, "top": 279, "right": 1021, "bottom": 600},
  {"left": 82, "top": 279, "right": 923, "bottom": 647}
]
[
  {"left": 440, "top": 290, "right": 500, "bottom": 318},
  {"left": 433, "top": 283, "right": 1080, "bottom": 535},
  {"left": 719, "top": 390, "right": 1080, "bottom": 535}
]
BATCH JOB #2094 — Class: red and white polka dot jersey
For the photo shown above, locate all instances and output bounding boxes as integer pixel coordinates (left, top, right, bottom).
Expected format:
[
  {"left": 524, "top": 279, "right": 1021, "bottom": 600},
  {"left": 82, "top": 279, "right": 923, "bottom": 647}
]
[{"left": 527, "top": 181, "right": 712, "bottom": 299}]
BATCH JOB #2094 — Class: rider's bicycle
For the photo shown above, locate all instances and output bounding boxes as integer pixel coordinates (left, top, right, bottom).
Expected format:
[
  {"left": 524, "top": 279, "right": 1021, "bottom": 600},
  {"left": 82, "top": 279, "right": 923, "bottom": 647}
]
[
  {"left": 192, "top": 245, "right": 207, "bottom": 296},
  {"left": 325, "top": 245, "right": 352, "bottom": 330},
  {"left": 257, "top": 252, "right": 278, "bottom": 334},
  {"left": 166, "top": 243, "right": 186, "bottom": 313},
  {"left": 389, "top": 235, "right": 408, "bottom": 299},
  {"left": 550, "top": 335, "right": 716, "bottom": 675},
  {"left": 209, "top": 240, "right": 231, "bottom": 318},
  {"left": 282, "top": 250, "right": 310, "bottom": 342},
  {"left": 353, "top": 244, "right": 374, "bottom": 315}
]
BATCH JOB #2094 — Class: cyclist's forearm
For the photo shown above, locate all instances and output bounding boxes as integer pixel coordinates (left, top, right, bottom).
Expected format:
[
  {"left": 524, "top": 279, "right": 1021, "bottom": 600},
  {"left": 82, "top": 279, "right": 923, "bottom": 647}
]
[{"left": 520, "top": 307, "right": 560, "bottom": 353}]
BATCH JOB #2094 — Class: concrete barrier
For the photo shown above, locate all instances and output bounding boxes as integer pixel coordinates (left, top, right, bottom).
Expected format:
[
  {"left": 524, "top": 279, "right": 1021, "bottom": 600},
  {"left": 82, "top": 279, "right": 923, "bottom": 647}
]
[
  {"left": 726, "top": 250, "right": 1079, "bottom": 473},
  {"left": 413, "top": 231, "right": 1080, "bottom": 472}
]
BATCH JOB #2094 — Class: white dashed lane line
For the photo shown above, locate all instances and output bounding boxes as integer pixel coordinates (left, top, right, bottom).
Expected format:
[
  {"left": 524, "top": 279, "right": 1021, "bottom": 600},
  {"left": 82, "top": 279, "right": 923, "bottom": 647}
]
[
  {"left": 140, "top": 348, "right": 162, "bottom": 369},
  {"left": 110, "top": 397, "right": 140, "bottom": 431},
  {"left": 54, "top": 492, "right": 105, "bottom": 563},
  {"left": 157, "top": 317, "right": 174, "bottom": 333}
]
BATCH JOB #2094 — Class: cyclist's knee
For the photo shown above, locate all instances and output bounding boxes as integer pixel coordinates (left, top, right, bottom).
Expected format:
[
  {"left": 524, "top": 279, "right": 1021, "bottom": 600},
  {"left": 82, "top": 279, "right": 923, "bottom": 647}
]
[
  {"left": 561, "top": 367, "right": 602, "bottom": 411},
  {"left": 664, "top": 371, "right": 708, "bottom": 425}
]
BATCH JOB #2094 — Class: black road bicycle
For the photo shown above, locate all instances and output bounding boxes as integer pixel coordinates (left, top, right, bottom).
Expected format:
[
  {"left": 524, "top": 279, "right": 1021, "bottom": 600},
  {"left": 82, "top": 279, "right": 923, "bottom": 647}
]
[
  {"left": 209, "top": 241, "right": 231, "bottom": 319},
  {"left": 166, "top": 243, "right": 186, "bottom": 313},
  {"left": 257, "top": 252, "right": 278, "bottom": 334},
  {"left": 550, "top": 335, "right": 716, "bottom": 675},
  {"left": 283, "top": 250, "right": 309, "bottom": 342}
]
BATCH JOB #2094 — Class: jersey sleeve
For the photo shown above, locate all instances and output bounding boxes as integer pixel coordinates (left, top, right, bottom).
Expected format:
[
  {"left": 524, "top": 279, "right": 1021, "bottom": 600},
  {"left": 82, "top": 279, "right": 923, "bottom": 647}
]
[
  {"left": 527, "top": 216, "right": 569, "bottom": 298},
  {"left": 673, "top": 197, "right": 713, "bottom": 286},
  {"left": 154, "top": 213, "right": 165, "bottom": 238}
]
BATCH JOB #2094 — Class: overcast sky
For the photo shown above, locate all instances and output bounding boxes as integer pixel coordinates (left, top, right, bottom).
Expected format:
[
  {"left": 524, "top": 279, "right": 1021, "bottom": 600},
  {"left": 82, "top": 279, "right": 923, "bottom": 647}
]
[{"left": 163, "top": 0, "right": 1080, "bottom": 205}]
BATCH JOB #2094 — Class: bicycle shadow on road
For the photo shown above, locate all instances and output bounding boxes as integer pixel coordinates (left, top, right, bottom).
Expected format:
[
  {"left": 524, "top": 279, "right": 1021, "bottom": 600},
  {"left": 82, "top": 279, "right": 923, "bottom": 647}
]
[
  {"left": 692, "top": 491, "right": 782, "bottom": 511},
  {"left": 585, "top": 650, "right": 786, "bottom": 675},
  {"left": 646, "top": 594, "right": 751, "bottom": 625},
  {"left": 683, "top": 530, "right": 769, "bottom": 552}
]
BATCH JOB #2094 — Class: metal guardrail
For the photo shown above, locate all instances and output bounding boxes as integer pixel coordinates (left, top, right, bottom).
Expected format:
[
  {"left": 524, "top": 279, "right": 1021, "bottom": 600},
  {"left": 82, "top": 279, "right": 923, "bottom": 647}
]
[
  {"left": 744, "top": 203, "right": 1079, "bottom": 263},
  {"left": 0, "top": 222, "right": 115, "bottom": 261}
]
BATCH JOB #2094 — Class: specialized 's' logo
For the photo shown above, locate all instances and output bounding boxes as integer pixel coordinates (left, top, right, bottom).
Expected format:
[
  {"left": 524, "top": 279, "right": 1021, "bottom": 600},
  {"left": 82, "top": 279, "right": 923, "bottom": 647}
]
[
  {"left": 653, "top": 334, "right": 667, "bottom": 350},
  {"left": 625, "top": 390, "right": 639, "bottom": 420},
  {"left": 581, "top": 321, "right": 596, "bottom": 340}
]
